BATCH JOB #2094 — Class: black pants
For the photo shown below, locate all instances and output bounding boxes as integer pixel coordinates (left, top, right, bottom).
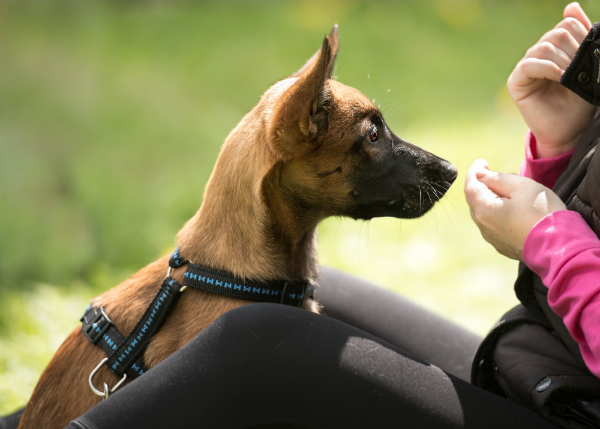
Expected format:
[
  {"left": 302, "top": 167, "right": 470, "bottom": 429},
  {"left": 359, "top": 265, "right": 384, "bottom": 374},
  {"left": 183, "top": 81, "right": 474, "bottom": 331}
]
[{"left": 0, "top": 267, "right": 559, "bottom": 429}]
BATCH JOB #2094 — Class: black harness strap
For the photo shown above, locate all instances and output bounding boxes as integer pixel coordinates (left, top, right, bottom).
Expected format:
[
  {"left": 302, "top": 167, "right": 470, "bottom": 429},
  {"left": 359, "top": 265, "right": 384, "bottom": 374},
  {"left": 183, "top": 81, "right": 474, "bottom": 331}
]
[
  {"left": 106, "top": 277, "right": 181, "bottom": 377},
  {"left": 81, "top": 248, "right": 314, "bottom": 383},
  {"left": 81, "top": 277, "right": 182, "bottom": 380},
  {"left": 183, "top": 263, "right": 313, "bottom": 307},
  {"left": 81, "top": 307, "right": 148, "bottom": 378}
]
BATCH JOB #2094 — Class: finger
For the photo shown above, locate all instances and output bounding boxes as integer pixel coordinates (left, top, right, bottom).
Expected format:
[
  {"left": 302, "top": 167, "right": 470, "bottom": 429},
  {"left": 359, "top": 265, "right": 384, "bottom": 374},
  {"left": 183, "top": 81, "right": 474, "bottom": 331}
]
[
  {"left": 554, "top": 17, "right": 590, "bottom": 45},
  {"left": 475, "top": 170, "right": 522, "bottom": 198},
  {"left": 464, "top": 160, "right": 500, "bottom": 208},
  {"left": 511, "top": 58, "right": 564, "bottom": 88},
  {"left": 538, "top": 26, "right": 581, "bottom": 58},
  {"left": 524, "top": 42, "right": 572, "bottom": 71},
  {"left": 464, "top": 159, "right": 489, "bottom": 194},
  {"left": 564, "top": 2, "right": 592, "bottom": 32},
  {"left": 469, "top": 158, "right": 489, "bottom": 171}
]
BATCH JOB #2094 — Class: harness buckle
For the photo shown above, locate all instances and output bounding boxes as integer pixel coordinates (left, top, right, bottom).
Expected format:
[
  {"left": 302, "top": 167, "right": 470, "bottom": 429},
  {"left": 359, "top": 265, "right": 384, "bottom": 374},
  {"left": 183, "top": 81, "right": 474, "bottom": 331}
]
[
  {"left": 300, "top": 284, "right": 315, "bottom": 307},
  {"left": 280, "top": 282, "right": 313, "bottom": 307},
  {"left": 88, "top": 358, "right": 127, "bottom": 399},
  {"left": 279, "top": 282, "right": 290, "bottom": 305},
  {"left": 81, "top": 307, "right": 113, "bottom": 345}
]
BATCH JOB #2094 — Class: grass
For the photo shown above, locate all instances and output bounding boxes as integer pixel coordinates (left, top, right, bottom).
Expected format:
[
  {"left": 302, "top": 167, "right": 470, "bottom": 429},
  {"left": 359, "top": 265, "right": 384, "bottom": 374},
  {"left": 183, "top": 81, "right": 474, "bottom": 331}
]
[{"left": 2, "top": 0, "right": 600, "bottom": 414}]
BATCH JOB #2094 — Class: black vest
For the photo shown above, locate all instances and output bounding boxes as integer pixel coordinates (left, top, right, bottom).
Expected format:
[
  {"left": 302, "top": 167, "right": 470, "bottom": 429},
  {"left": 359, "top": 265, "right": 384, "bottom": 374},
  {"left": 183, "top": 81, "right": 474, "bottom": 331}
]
[{"left": 471, "top": 23, "right": 600, "bottom": 429}]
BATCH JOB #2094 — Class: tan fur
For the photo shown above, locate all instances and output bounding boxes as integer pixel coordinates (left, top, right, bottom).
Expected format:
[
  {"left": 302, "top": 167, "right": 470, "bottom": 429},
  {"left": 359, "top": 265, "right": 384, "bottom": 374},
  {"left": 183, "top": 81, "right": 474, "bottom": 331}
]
[{"left": 18, "top": 28, "right": 391, "bottom": 428}]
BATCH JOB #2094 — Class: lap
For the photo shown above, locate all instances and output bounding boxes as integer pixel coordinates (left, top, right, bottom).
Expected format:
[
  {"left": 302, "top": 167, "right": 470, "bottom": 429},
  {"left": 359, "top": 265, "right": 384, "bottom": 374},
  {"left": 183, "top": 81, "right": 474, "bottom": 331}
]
[
  {"left": 67, "top": 299, "right": 557, "bottom": 429},
  {"left": 316, "top": 266, "right": 482, "bottom": 382},
  {"left": 2, "top": 268, "right": 558, "bottom": 429}
]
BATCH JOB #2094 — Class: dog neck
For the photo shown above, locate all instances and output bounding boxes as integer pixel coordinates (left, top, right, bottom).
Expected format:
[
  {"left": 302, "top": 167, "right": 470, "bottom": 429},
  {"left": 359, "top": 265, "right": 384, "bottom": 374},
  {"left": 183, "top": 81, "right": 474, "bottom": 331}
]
[{"left": 176, "top": 115, "right": 319, "bottom": 284}]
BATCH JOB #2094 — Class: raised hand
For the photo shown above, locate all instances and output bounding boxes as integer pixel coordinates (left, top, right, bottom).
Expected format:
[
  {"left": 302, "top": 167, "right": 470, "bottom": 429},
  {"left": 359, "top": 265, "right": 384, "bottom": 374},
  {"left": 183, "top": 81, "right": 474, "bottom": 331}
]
[
  {"left": 464, "top": 159, "right": 566, "bottom": 261},
  {"left": 508, "top": 2, "right": 594, "bottom": 158}
]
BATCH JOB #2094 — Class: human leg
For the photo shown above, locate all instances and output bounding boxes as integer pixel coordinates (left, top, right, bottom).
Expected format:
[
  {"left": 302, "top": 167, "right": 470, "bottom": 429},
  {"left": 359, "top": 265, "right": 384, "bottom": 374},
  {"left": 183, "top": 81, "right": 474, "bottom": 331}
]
[
  {"left": 316, "top": 266, "right": 482, "bottom": 382},
  {"left": 66, "top": 303, "right": 558, "bottom": 429},
  {"left": 0, "top": 409, "right": 23, "bottom": 429}
]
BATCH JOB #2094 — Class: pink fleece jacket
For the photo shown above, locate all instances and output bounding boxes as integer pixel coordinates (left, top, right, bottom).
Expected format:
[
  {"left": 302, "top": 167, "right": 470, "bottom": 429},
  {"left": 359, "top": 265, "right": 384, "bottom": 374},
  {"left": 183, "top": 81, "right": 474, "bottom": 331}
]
[{"left": 520, "top": 131, "right": 600, "bottom": 378}]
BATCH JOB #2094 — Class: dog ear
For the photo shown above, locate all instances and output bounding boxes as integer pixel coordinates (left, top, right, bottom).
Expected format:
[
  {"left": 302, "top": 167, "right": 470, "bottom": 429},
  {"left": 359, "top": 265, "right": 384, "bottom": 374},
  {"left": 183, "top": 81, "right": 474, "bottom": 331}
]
[
  {"left": 268, "top": 33, "right": 334, "bottom": 160},
  {"left": 291, "top": 24, "right": 339, "bottom": 79}
]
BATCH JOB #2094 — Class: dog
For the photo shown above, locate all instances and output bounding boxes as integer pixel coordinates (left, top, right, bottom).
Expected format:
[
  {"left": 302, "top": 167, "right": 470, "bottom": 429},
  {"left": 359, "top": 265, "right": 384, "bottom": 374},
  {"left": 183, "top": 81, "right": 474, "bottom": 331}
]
[{"left": 17, "top": 26, "right": 457, "bottom": 429}]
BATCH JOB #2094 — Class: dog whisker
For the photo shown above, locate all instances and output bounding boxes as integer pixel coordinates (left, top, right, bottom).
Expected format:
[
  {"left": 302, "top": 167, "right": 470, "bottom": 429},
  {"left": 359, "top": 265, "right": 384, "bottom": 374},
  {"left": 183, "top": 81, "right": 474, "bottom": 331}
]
[
  {"left": 430, "top": 181, "right": 450, "bottom": 192},
  {"left": 441, "top": 181, "right": 452, "bottom": 190},
  {"left": 424, "top": 188, "right": 434, "bottom": 206},
  {"left": 425, "top": 182, "right": 442, "bottom": 201},
  {"left": 431, "top": 181, "right": 457, "bottom": 210},
  {"left": 420, "top": 188, "right": 439, "bottom": 230},
  {"left": 366, "top": 221, "right": 373, "bottom": 259},
  {"left": 427, "top": 181, "right": 455, "bottom": 221}
]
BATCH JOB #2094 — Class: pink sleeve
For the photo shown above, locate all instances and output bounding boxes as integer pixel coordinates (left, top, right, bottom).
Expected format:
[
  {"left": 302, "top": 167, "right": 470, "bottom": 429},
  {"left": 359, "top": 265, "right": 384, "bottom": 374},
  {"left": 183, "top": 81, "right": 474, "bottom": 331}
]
[
  {"left": 519, "top": 130, "right": 574, "bottom": 188},
  {"left": 523, "top": 211, "right": 600, "bottom": 378}
]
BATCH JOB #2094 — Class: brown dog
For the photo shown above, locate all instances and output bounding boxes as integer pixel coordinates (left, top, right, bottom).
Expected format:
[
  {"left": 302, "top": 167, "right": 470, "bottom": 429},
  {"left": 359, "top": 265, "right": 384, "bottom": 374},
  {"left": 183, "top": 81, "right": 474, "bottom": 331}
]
[{"left": 18, "top": 26, "right": 457, "bottom": 428}]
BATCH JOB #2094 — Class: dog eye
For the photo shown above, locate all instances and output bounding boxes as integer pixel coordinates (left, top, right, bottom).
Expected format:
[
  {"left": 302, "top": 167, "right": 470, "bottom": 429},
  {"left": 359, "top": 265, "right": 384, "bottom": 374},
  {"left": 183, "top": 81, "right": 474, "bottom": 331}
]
[{"left": 369, "top": 128, "right": 378, "bottom": 142}]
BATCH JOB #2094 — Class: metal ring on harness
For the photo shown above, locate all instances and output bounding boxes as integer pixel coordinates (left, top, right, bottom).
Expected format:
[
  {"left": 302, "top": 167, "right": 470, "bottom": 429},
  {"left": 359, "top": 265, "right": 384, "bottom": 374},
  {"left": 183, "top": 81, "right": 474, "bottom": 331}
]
[
  {"left": 99, "top": 307, "right": 113, "bottom": 325},
  {"left": 89, "top": 357, "right": 127, "bottom": 399},
  {"left": 167, "top": 265, "right": 187, "bottom": 292}
]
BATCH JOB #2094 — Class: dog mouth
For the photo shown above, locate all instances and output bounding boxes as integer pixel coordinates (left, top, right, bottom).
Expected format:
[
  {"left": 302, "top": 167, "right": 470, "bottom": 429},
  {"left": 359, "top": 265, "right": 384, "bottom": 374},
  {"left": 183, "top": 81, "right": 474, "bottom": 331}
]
[{"left": 350, "top": 182, "right": 450, "bottom": 220}]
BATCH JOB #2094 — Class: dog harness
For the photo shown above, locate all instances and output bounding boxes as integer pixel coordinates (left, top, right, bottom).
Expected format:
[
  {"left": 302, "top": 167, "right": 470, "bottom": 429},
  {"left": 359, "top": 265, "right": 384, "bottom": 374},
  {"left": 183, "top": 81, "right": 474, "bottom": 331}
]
[{"left": 81, "top": 248, "right": 314, "bottom": 398}]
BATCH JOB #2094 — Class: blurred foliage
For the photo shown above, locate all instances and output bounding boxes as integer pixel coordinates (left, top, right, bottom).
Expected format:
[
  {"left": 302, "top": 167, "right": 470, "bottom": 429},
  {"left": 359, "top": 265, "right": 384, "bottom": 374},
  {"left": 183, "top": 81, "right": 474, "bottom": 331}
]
[{"left": 2, "top": 0, "right": 600, "bottom": 414}]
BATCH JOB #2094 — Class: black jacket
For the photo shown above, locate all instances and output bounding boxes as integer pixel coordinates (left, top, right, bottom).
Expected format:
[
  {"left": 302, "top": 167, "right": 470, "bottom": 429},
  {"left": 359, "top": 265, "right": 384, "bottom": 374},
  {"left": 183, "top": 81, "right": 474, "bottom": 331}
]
[{"left": 471, "top": 22, "right": 600, "bottom": 429}]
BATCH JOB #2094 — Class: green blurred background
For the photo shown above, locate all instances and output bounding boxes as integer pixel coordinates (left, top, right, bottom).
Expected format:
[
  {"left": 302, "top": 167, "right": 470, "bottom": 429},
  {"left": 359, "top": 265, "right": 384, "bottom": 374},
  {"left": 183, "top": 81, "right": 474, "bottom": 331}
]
[{"left": 2, "top": 0, "right": 599, "bottom": 414}]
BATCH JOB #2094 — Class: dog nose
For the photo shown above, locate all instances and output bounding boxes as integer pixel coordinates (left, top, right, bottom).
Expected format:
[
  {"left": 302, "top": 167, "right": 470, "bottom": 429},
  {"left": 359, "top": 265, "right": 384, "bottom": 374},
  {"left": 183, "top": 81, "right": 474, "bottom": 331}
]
[{"left": 442, "top": 163, "right": 458, "bottom": 183}]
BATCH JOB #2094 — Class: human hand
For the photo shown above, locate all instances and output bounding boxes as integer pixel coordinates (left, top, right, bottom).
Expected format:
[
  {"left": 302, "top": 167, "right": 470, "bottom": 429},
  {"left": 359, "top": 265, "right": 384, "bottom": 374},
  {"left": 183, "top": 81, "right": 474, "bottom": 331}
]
[
  {"left": 464, "top": 159, "right": 567, "bottom": 261},
  {"left": 508, "top": 2, "right": 595, "bottom": 158}
]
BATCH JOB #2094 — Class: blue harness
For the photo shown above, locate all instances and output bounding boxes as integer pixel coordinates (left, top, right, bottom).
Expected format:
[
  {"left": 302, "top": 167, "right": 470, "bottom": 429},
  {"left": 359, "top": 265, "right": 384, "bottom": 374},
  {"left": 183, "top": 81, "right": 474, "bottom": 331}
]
[{"left": 81, "top": 248, "right": 313, "bottom": 398}]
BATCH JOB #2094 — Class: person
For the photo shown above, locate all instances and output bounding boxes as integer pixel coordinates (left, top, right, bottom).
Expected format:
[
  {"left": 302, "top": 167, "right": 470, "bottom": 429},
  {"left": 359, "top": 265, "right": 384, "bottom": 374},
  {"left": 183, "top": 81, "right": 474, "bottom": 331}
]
[
  {"left": 466, "top": 2, "right": 600, "bottom": 427},
  {"left": 1, "top": 3, "right": 597, "bottom": 429}
]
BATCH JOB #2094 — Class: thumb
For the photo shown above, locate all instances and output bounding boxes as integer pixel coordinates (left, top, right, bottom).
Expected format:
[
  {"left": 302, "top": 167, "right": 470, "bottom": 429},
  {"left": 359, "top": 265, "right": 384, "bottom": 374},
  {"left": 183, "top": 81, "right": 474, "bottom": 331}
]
[
  {"left": 564, "top": 2, "right": 592, "bottom": 31},
  {"left": 476, "top": 169, "right": 520, "bottom": 198},
  {"left": 465, "top": 159, "right": 501, "bottom": 208}
]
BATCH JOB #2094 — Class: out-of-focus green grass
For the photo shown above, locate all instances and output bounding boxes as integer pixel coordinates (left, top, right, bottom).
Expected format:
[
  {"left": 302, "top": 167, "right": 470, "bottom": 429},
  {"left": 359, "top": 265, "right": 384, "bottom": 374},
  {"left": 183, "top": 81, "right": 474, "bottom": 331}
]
[{"left": 2, "top": 0, "right": 600, "bottom": 414}]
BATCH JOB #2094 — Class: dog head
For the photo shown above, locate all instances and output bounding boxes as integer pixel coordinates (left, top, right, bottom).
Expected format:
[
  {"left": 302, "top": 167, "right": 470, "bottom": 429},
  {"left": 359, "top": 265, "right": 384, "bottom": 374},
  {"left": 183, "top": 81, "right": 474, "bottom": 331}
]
[
  {"left": 181, "top": 25, "right": 458, "bottom": 278},
  {"left": 264, "top": 26, "right": 457, "bottom": 221}
]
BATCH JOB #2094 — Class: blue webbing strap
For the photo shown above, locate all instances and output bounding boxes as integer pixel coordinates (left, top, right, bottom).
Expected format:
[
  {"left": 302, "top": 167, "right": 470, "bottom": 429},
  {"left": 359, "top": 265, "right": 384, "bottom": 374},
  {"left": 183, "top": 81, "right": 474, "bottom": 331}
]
[
  {"left": 81, "top": 248, "right": 314, "bottom": 382},
  {"left": 105, "top": 277, "right": 181, "bottom": 378},
  {"left": 81, "top": 276, "right": 182, "bottom": 380},
  {"left": 183, "top": 263, "right": 312, "bottom": 307},
  {"left": 81, "top": 307, "right": 148, "bottom": 379},
  {"left": 171, "top": 247, "right": 314, "bottom": 307}
]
